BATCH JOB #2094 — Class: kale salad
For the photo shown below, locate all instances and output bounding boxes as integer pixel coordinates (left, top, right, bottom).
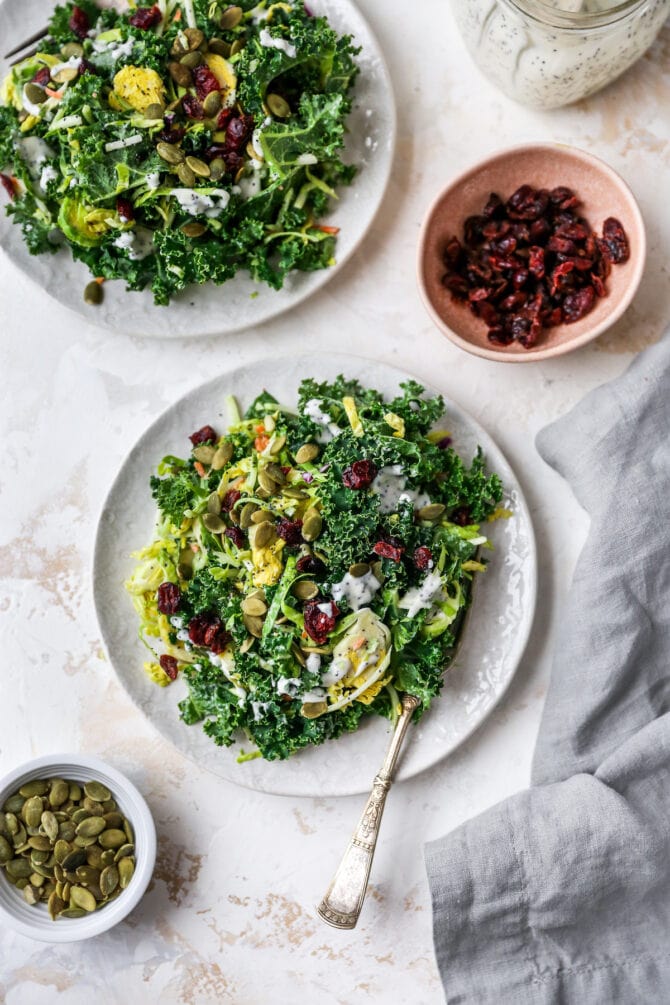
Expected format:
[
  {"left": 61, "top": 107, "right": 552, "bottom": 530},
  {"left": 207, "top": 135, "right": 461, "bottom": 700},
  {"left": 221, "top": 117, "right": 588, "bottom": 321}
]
[
  {"left": 125, "top": 377, "right": 505, "bottom": 762},
  {"left": 0, "top": 0, "right": 359, "bottom": 305}
]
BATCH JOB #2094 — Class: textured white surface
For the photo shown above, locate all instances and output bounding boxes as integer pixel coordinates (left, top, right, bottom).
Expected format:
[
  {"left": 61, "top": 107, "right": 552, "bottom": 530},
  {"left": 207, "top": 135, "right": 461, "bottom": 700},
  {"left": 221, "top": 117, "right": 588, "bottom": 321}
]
[
  {"left": 93, "top": 353, "right": 536, "bottom": 796},
  {"left": 1, "top": 1, "right": 669, "bottom": 1001}
]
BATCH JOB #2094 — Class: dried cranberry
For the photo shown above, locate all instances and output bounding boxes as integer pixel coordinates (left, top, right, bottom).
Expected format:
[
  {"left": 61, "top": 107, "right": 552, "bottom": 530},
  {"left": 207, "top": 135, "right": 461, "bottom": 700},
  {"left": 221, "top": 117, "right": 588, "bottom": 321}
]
[
  {"left": 450, "top": 506, "right": 472, "bottom": 526},
  {"left": 157, "top": 582, "right": 181, "bottom": 615},
  {"left": 342, "top": 460, "right": 377, "bottom": 490},
  {"left": 217, "top": 108, "right": 233, "bottom": 130},
  {"left": 528, "top": 246, "right": 545, "bottom": 278},
  {"left": 224, "top": 526, "right": 245, "bottom": 548},
  {"left": 372, "top": 540, "right": 404, "bottom": 562},
  {"left": 600, "top": 217, "right": 629, "bottom": 264},
  {"left": 442, "top": 237, "right": 463, "bottom": 268},
  {"left": 129, "top": 4, "right": 162, "bottom": 28},
  {"left": 0, "top": 173, "right": 16, "bottom": 201},
  {"left": 436, "top": 436, "right": 452, "bottom": 449},
  {"left": 116, "top": 197, "right": 134, "bottom": 223},
  {"left": 482, "top": 192, "right": 504, "bottom": 219},
  {"left": 192, "top": 64, "right": 221, "bottom": 101},
  {"left": 78, "top": 58, "right": 96, "bottom": 75},
  {"left": 226, "top": 113, "right": 254, "bottom": 151},
  {"left": 203, "top": 619, "right": 223, "bottom": 647},
  {"left": 158, "top": 125, "right": 183, "bottom": 144},
  {"left": 210, "top": 630, "right": 231, "bottom": 654},
  {"left": 549, "top": 260, "right": 575, "bottom": 296},
  {"left": 562, "top": 286, "right": 596, "bottom": 323},
  {"left": 159, "top": 654, "right": 179, "bottom": 680},
  {"left": 488, "top": 327, "right": 514, "bottom": 346},
  {"left": 413, "top": 546, "right": 433, "bottom": 570},
  {"left": 221, "top": 489, "right": 241, "bottom": 512},
  {"left": 32, "top": 67, "right": 51, "bottom": 86},
  {"left": 442, "top": 273, "right": 469, "bottom": 299},
  {"left": 296, "top": 554, "right": 327, "bottom": 577},
  {"left": 69, "top": 5, "right": 90, "bottom": 38},
  {"left": 303, "top": 599, "right": 339, "bottom": 644},
  {"left": 182, "top": 95, "right": 204, "bottom": 120},
  {"left": 276, "top": 519, "right": 303, "bottom": 545},
  {"left": 592, "top": 273, "right": 606, "bottom": 298},
  {"left": 189, "top": 425, "right": 217, "bottom": 445}
]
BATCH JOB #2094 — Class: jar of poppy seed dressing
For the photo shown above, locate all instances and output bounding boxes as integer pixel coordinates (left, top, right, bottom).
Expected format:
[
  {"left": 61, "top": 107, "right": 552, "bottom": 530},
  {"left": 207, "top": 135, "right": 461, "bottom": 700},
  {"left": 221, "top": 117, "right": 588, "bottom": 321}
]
[{"left": 452, "top": 0, "right": 670, "bottom": 109}]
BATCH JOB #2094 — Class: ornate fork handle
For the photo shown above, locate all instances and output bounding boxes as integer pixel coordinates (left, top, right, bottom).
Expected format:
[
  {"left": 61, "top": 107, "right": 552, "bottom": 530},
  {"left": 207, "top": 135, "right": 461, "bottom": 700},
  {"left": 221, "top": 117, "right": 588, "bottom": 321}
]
[{"left": 316, "top": 692, "right": 421, "bottom": 929}]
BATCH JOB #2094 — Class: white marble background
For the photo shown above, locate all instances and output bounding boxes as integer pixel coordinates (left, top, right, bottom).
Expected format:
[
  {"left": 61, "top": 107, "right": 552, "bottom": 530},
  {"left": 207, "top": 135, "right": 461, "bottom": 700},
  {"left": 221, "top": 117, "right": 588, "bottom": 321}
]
[{"left": 1, "top": 2, "right": 669, "bottom": 1002}]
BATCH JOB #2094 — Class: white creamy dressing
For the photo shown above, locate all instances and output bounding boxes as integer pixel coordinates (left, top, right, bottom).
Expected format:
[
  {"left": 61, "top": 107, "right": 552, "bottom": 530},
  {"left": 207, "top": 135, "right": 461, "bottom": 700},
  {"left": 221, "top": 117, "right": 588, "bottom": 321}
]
[
  {"left": 330, "top": 570, "right": 381, "bottom": 612},
  {"left": 305, "top": 653, "right": 321, "bottom": 674},
  {"left": 259, "top": 27, "right": 297, "bottom": 58},
  {"left": 171, "top": 188, "right": 230, "bottom": 217},
  {"left": 454, "top": 0, "right": 670, "bottom": 109},
  {"left": 49, "top": 55, "right": 83, "bottom": 80},
  {"left": 170, "top": 616, "right": 184, "bottom": 629},
  {"left": 371, "top": 465, "right": 431, "bottom": 515},
  {"left": 321, "top": 656, "right": 351, "bottom": 686},
  {"left": 91, "top": 36, "right": 135, "bottom": 61},
  {"left": 232, "top": 685, "right": 247, "bottom": 708},
  {"left": 176, "top": 628, "right": 190, "bottom": 642},
  {"left": 16, "top": 137, "right": 55, "bottom": 178},
  {"left": 302, "top": 687, "right": 327, "bottom": 703},
  {"left": 251, "top": 700, "right": 270, "bottom": 721},
  {"left": 113, "top": 227, "right": 155, "bottom": 260},
  {"left": 303, "top": 398, "right": 341, "bottom": 442},
  {"left": 297, "top": 153, "right": 318, "bottom": 165},
  {"left": 276, "top": 676, "right": 301, "bottom": 697},
  {"left": 250, "top": 3, "right": 272, "bottom": 22},
  {"left": 237, "top": 163, "right": 265, "bottom": 200},
  {"left": 39, "top": 165, "right": 58, "bottom": 191},
  {"left": 398, "top": 571, "right": 444, "bottom": 619},
  {"left": 146, "top": 171, "right": 161, "bottom": 190},
  {"left": 317, "top": 601, "right": 337, "bottom": 618}
]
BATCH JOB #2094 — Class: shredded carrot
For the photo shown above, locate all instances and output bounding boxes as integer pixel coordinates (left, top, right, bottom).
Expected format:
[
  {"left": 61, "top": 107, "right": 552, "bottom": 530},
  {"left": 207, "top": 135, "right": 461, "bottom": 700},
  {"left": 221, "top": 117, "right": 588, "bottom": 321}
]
[
  {"left": 231, "top": 476, "right": 244, "bottom": 487},
  {"left": 254, "top": 423, "right": 265, "bottom": 433},
  {"left": 44, "top": 88, "right": 63, "bottom": 99},
  {"left": 254, "top": 434, "right": 269, "bottom": 452},
  {"left": 95, "top": 276, "right": 105, "bottom": 285},
  {"left": 173, "top": 7, "right": 182, "bottom": 19},
  {"left": 351, "top": 636, "right": 366, "bottom": 651},
  {"left": 194, "top": 461, "right": 206, "bottom": 477},
  {"left": 316, "top": 224, "right": 340, "bottom": 235},
  {"left": 190, "top": 543, "right": 200, "bottom": 552}
]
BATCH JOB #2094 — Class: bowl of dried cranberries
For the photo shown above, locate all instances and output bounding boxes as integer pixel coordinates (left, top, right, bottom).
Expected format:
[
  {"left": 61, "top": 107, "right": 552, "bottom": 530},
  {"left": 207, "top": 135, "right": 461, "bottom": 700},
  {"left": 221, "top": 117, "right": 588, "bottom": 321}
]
[{"left": 417, "top": 143, "right": 645, "bottom": 361}]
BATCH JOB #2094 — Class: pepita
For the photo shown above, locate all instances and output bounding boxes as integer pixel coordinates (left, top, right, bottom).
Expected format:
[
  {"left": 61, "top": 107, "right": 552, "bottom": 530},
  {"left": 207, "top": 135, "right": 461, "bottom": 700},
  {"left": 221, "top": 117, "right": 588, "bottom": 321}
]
[
  {"left": 59, "top": 907, "right": 87, "bottom": 919},
  {"left": 301, "top": 511, "right": 322, "bottom": 542},
  {"left": 98, "top": 829, "right": 127, "bottom": 850},
  {"left": 253, "top": 521, "right": 275, "bottom": 549},
  {"left": 230, "top": 38, "right": 245, "bottom": 56},
  {"left": 266, "top": 462, "right": 286, "bottom": 484},
  {"left": 193, "top": 443, "right": 216, "bottom": 464},
  {"left": 100, "top": 864, "right": 120, "bottom": 897},
  {"left": 349, "top": 562, "right": 370, "bottom": 578},
  {"left": 101, "top": 849, "right": 116, "bottom": 867},
  {"left": 86, "top": 845, "right": 105, "bottom": 869},
  {"left": 48, "top": 781, "right": 69, "bottom": 808},
  {"left": 258, "top": 469, "right": 278, "bottom": 495},
  {"left": 282, "top": 486, "right": 307, "bottom": 499},
  {"left": 82, "top": 797, "right": 105, "bottom": 816},
  {"left": 301, "top": 701, "right": 327, "bottom": 719},
  {"left": 28, "top": 835, "right": 52, "bottom": 851},
  {"left": 24, "top": 82, "right": 47, "bottom": 105},
  {"left": 417, "top": 503, "right": 446, "bottom": 522},
  {"left": 202, "top": 91, "right": 222, "bottom": 118},
  {"left": 60, "top": 42, "right": 83, "bottom": 59},
  {"left": 176, "top": 161, "right": 196, "bottom": 187},
  {"left": 23, "top": 796, "right": 44, "bottom": 829},
  {"left": 371, "top": 560, "right": 384, "bottom": 583},
  {"left": 144, "top": 102, "right": 165, "bottom": 120},
  {"left": 202, "top": 512, "right": 226, "bottom": 533},
  {"left": 76, "top": 865, "right": 101, "bottom": 886},
  {"left": 48, "top": 892, "right": 66, "bottom": 920},
  {"left": 266, "top": 93, "right": 290, "bottom": 118},
  {"left": 291, "top": 644, "right": 307, "bottom": 667},
  {"left": 123, "top": 819, "right": 134, "bottom": 845},
  {"left": 250, "top": 509, "right": 273, "bottom": 524},
  {"left": 3, "top": 794, "right": 25, "bottom": 814},
  {"left": 243, "top": 613, "right": 264, "bottom": 638},
  {"left": 208, "top": 37, "right": 231, "bottom": 57},
  {"left": 211, "top": 441, "right": 233, "bottom": 469},
  {"left": 23, "top": 884, "right": 40, "bottom": 905},
  {"left": 295, "top": 443, "right": 320, "bottom": 465},
  {"left": 69, "top": 885, "right": 97, "bottom": 912},
  {"left": 156, "top": 141, "right": 185, "bottom": 165},
  {"left": 0, "top": 836, "right": 12, "bottom": 863},
  {"left": 293, "top": 580, "right": 319, "bottom": 601},
  {"left": 209, "top": 157, "right": 226, "bottom": 181},
  {"left": 118, "top": 856, "right": 135, "bottom": 889},
  {"left": 239, "top": 502, "right": 257, "bottom": 528},
  {"left": 54, "top": 840, "right": 71, "bottom": 864},
  {"left": 114, "top": 843, "right": 134, "bottom": 862},
  {"left": 186, "top": 154, "right": 212, "bottom": 178},
  {"left": 61, "top": 849, "right": 87, "bottom": 871},
  {"left": 239, "top": 634, "right": 255, "bottom": 654},
  {"left": 179, "top": 50, "right": 202, "bottom": 69},
  {"left": 68, "top": 784, "right": 82, "bottom": 802},
  {"left": 219, "top": 4, "right": 243, "bottom": 29},
  {"left": 52, "top": 66, "right": 78, "bottom": 84},
  {"left": 30, "top": 849, "right": 50, "bottom": 866},
  {"left": 269, "top": 435, "right": 286, "bottom": 456},
  {"left": 180, "top": 221, "right": 207, "bottom": 238},
  {"left": 76, "top": 816, "right": 106, "bottom": 839},
  {"left": 241, "top": 596, "right": 267, "bottom": 617},
  {"left": 71, "top": 808, "right": 90, "bottom": 824},
  {"left": 6, "top": 858, "right": 32, "bottom": 879}
]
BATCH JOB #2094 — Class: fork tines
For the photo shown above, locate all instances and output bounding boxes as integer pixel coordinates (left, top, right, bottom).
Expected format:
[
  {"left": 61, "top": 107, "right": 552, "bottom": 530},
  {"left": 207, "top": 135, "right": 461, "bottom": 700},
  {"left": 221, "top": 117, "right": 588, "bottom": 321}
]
[{"left": 4, "top": 26, "right": 49, "bottom": 61}]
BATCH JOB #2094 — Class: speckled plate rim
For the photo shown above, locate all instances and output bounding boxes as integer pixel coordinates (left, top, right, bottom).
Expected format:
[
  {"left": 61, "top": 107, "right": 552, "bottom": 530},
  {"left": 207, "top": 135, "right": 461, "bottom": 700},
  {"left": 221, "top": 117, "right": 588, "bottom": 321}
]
[
  {"left": 416, "top": 142, "right": 646, "bottom": 363},
  {"left": 0, "top": 753, "right": 156, "bottom": 943},
  {"left": 92, "top": 352, "right": 537, "bottom": 797},
  {"left": 0, "top": 0, "right": 397, "bottom": 338}
]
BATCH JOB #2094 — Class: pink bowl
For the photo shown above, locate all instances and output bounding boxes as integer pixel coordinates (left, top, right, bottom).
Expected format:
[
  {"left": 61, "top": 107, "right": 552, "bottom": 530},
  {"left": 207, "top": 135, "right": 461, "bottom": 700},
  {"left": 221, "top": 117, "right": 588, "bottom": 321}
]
[{"left": 417, "top": 143, "right": 646, "bottom": 363}]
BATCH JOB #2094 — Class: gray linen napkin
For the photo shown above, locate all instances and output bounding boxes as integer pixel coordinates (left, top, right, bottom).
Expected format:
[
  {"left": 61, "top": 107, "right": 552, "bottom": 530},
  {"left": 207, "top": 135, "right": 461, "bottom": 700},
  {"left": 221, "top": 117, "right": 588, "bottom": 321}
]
[{"left": 425, "top": 334, "right": 670, "bottom": 1004}]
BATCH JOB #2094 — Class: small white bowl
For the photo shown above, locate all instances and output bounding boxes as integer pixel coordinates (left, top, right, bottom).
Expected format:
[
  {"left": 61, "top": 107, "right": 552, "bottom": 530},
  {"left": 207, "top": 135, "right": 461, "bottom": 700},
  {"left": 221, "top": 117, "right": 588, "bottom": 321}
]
[{"left": 0, "top": 753, "right": 156, "bottom": 942}]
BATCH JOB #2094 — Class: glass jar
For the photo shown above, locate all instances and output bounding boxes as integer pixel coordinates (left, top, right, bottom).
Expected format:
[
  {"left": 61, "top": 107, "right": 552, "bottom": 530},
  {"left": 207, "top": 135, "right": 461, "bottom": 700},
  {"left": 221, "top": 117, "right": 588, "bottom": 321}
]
[{"left": 452, "top": 0, "right": 670, "bottom": 109}]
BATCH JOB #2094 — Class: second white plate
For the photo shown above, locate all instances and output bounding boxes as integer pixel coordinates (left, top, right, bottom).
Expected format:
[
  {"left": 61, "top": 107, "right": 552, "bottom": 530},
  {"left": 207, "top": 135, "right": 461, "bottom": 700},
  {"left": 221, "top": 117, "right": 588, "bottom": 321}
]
[{"left": 93, "top": 353, "right": 537, "bottom": 796}]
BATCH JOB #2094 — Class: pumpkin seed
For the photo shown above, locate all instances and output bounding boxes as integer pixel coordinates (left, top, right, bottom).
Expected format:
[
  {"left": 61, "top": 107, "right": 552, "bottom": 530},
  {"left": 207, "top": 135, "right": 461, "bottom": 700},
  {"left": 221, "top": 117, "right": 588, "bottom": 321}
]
[
  {"left": 266, "top": 93, "right": 290, "bottom": 118},
  {"left": 239, "top": 635, "right": 255, "bottom": 654},
  {"left": 114, "top": 842, "right": 134, "bottom": 862},
  {"left": 98, "top": 829, "right": 127, "bottom": 850},
  {"left": 3, "top": 794, "right": 25, "bottom": 814},
  {"left": 53, "top": 840, "right": 71, "bottom": 864},
  {"left": 68, "top": 784, "right": 81, "bottom": 802},
  {"left": 253, "top": 521, "right": 275, "bottom": 549},
  {"left": 102, "top": 799, "right": 117, "bottom": 813},
  {"left": 295, "top": 443, "right": 320, "bottom": 465},
  {"left": 202, "top": 512, "right": 226, "bottom": 534},
  {"left": 180, "top": 221, "right": 207, "bottom": 238},
  {"left": 186, "top": 154, "right": 212, "bottom": 178},
  {"left": 241, "top": 596, "right": 267, "bottom": 617},
  {"left": 177, "top": 560, "right": 193, "bottom": 580},
  {"left": 156, "top": 141, "right": 184, "bottom": 165},
  {"left": 59, "top": 822, "right": 76, "bottom": 841},
  {"left": 208, "top": 36, "right": 231, "bottom": 56},
  {"left": 219, "top": 4, "right": 242, "bottom": 29},
  {"left": 243, "top": 613, "right": 264, "bottom": 638},
  {"left": 144, "top": 102, "right": 165, "bottom": 120},
  {"left": 48, "top": 892, "right": 66, "bottom": 919},
  {"left": 302, "top": 511, "right": 322, "bottom": 542},
  {"left": 61, "top": 849, "right": 86, "bottom": 871},
  {"left": 40, "top": 811, "right": 59, "bottom": 842},
  {"left": 85, "top": 845, "right": 104, "bottom": 869},
  {"left": 293, "top": 580, "right": 318, "bottom": 601},
  {"left": 98, "top": 863, "right": 119, "bottom": 896},
  {"left": 177, "top": 160, "right": 197, "bottom": 186},
  {"left": 118, "top": 856, "right": 135, "bottom": 889},
  {"left": 283, "top": 486, "right": 307, "bottom": 500},
  {"left": 0, "top": 837, "right": 12, "bottom": 863},
  {"left": 4, "top": 814, "right": 18, "bottom": 835},
  {"left": 417, "top": 503, "right": 446, "bottom": 522},
  {"left": 31, "top": 861, "right": 55, "bottom": 879},
  {"left": 59, "top": 907, "right": 86, "bottom": 919},
  {"left": 251, "top": 509, "right": 273, "bottom": 524},
  {"left": 258, "top": 469, "right": 278, "bottom": 495},
  {"left": 239, "top": 502, "right": 257, "bottom": 528},
  {"left": 23, "top": 884, "right": 40, "bottom": 905},
  {"left": 62, "top": 881, "right": 72, "bottom": 901},
  {"left": 266, "top": 461, "right": 286, "bottom": 484},
  {"left": 53, "top": 66, "right": 78, "bottom": 84},
  {"left": 23, "top": 796, "right": 44, "bottom": 829},
  {"left": 201, "top": 90, "right": 222, "bottom": 117},
  {"left": 71, "top": 808, "right": 89, "bottom": 824},
  {"left": 70, "top": 885, "right": 97, "bottom": 912},
  {"left": 268, "top": 434, "right": 286, "bottom": 456},
  {"left": 301, "top": 701, "right": 327, "bottom": 719},
  {"left": 101, "top": 849, "right": 116, "bottom": 867},
  {"left": 28, "top": 835, "right": 52, "bottom": 851},
  {"left": 209, "top": 157, "right": 226, "bottom": 181},
  {"left": 6, "top": 858, "right": 32, "bottom": 879},
  {"left": 48, "top": 781, "right": 69, "bottom": 808},
  {"left": 76, "top": 865, "right": 101, "bottom": 885},
  {"left": 193, "top": 444, "right": 216, "bottom": 464},
  {"left": 30, "top": 849, "right": 50, "bottom": 866},
  {"left": 61, "top": 41, "right": 84, "bottom": 59},
  {"left": 205, "top": 491, "right": 221, "bottom": 515},
  {"left": 349, "top": 562, "right": 370, "bottom": 578},
  {"left": 24, "top": 82, "right": 47, "bottom": 105},
  {"left": 211, "top": 441, "right": 233, "bottom": 469},
  {"left": 76, "top": 816, "right": 106, "bottom": 839},
  {"left": 82, "top": 798, "right": 104, "bottom": 816},
  {"left": 230, "top": 38, "right": 245, "bottom": 56},
  {"left": 179, "top": 50, "right": 203, "bottom": 69},
  {"left": 20, "top": 780, "right": 47, "bottom": 799}
]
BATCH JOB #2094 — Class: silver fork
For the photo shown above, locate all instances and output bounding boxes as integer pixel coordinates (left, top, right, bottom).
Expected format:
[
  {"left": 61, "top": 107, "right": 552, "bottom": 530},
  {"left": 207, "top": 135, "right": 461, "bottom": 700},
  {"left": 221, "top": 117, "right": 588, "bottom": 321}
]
[{"left": 4, "top": 28, "right": 50, "bottom": 64}]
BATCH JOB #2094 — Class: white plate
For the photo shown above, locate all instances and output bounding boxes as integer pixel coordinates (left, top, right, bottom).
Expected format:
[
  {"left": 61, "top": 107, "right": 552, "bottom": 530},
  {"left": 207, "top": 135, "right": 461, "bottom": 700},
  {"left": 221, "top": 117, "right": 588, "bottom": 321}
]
[
  {"left": 0, "top": 0, "right": 395, "bottom": 337},
  {"left": 93, "top": 353, "right": 537, "bottom": 796}
]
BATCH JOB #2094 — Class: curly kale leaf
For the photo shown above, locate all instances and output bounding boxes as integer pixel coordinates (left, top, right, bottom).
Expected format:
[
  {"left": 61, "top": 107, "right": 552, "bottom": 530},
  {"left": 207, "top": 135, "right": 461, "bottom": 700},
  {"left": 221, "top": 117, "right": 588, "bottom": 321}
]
[{"left": 150, "top": 469, "right": 206, "bottom": 526}]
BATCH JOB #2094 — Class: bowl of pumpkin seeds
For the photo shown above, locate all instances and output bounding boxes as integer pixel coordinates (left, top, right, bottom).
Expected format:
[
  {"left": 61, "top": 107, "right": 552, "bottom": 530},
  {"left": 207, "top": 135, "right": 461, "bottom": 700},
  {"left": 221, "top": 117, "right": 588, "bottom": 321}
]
[{"left": 0, "top": 753, "right": 156, "bottom": 941}]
